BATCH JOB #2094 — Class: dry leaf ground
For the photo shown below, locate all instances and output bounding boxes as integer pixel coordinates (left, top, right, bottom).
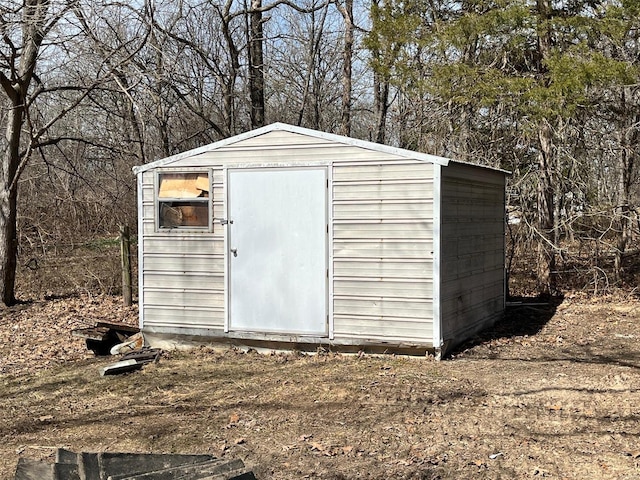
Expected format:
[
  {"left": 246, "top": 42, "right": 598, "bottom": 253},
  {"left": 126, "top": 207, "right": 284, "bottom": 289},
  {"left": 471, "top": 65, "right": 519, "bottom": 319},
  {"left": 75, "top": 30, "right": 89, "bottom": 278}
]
[{"left": 1, "top": 294, "right": 639, "bottom": 479}]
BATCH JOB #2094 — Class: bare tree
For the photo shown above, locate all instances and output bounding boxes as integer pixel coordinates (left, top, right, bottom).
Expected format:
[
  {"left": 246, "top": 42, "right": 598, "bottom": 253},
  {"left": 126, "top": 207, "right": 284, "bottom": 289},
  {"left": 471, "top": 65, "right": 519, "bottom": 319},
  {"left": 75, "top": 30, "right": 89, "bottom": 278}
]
[
  {"left": 0, "top": 0, "right": 149, "bottom": 305},
  {"left": 613, "top": 85, "right": 639, "bottom": 281},
  {"left": 248, "top": 0, "right": 265, "bottom": 128},
  {"left": 0, "top": 1, "right": 72, "bottom": 305},
  {"left": 336, "top": 0, "right": 354, "bottom": 136},
  {"left": 264, "top": 0, "right": 344, "bottom": 129}
]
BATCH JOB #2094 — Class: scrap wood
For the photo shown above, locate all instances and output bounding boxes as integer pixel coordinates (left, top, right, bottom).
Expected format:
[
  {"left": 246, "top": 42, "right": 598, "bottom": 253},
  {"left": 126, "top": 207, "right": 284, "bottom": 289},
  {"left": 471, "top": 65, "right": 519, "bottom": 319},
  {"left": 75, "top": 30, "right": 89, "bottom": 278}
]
[
  {"left": 72, "top": 321, "right": 141, "bottom": 356},
  {"left": 100, "top": 348, "right": 162, "bottom": 376},
  {"left": 121, "top": 348, "right": 162, "bottom": 363},
  {"left": 14, "top": 449, "right": 255, "bottom": 480},
  {"left": 72, "top": 321, "right": 138, "bottom": 340},
  {"left": 95, "top": 321, "right": 139, "bottom": 333},
  {"left": 100, "top": 359, "right": 143, "bottom": 376},
  {"left": 71, "top": 326, "right": 111, "bottom": 341}
]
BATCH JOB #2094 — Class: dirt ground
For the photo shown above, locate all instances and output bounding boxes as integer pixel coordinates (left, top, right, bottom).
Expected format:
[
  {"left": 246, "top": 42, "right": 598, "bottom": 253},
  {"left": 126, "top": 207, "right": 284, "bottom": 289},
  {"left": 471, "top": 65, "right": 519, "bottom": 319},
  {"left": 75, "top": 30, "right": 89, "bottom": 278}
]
[{"left": 1, "top": 294, "right": 639, "bottom": 479}]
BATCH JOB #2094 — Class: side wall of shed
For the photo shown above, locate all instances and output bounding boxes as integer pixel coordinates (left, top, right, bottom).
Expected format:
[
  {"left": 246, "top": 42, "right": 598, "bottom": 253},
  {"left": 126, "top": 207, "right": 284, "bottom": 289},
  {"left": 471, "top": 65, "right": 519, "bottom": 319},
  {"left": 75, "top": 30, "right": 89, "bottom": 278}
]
[{"left": 439, "top": 163, "right": 506, "bottom": 347}]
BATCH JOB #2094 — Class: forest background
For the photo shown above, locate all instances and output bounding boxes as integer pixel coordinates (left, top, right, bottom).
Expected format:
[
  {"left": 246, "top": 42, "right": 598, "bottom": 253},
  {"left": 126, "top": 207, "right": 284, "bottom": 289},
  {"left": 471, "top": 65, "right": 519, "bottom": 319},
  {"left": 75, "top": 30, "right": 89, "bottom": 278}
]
[{"left": 1, "top": 0, "right": 639, "bottom": 305}]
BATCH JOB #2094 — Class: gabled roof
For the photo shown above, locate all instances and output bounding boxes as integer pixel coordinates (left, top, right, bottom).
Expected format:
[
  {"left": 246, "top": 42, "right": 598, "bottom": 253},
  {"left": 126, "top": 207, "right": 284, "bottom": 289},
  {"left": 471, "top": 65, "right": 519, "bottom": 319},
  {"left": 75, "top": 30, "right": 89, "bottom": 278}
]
[
  {"left": 132, "top": 122, "right": 508, "bottom": 174},
  {"left": 133, "top": 123, "right": 452, "bottom": 174}
]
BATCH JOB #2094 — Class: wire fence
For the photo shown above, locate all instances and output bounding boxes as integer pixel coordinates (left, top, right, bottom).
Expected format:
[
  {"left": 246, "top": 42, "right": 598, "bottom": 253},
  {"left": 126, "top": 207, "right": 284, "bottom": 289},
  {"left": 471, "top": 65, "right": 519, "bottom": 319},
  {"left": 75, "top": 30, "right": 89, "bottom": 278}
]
[
  {"left": 14, "top": 225, "right": 640, "bottom": 301},
  {"left": 16, "top": 236, "right": 139, "bottom": 301}
]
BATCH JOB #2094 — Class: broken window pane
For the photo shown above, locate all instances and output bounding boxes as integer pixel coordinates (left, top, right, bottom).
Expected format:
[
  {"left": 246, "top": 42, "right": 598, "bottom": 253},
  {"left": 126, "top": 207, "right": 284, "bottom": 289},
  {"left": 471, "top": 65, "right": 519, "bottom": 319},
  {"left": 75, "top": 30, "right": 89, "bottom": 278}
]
[
  {"left": 159, "top": 173, "right": 209, "bottom": 198},
  {"left": 158, "top": 173, "right": 210, "bottom": 228}
]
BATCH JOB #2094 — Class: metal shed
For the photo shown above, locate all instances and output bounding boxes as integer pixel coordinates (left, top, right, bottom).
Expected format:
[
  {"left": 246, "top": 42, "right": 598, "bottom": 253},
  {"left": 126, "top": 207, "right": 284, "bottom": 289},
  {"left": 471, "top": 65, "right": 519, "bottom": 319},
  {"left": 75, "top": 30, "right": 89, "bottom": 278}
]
[{"left": 133, "top": 123, "right": 508, "bottom": 356}]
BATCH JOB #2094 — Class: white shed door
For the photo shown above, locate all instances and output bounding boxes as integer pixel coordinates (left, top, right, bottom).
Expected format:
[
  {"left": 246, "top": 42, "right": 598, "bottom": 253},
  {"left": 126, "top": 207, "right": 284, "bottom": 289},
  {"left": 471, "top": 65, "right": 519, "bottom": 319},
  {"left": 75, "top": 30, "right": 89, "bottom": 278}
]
[{"left": 228, "top": 168, "right": 328, "bottom": 335}]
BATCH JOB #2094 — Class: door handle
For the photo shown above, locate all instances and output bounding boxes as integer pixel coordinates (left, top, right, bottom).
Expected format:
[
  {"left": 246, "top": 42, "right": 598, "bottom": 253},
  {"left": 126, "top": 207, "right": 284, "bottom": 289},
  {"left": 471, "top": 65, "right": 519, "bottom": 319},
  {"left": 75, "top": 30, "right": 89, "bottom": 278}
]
[{"left": 230, "top": 248, "right": 238, "bottom": 257}]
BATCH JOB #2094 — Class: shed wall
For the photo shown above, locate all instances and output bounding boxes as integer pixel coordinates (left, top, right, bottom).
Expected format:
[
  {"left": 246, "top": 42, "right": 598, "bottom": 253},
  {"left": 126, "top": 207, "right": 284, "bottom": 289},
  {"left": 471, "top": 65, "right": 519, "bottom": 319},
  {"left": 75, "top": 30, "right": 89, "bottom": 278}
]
[
  {"left": 332, "top": 162, "right": 435, "bottom": 343},
  {"left": 140, "top": 169, "right": 226, "bottom": 330},
  {"left": 439, "top": 163, "right": 506, "bottom": 345},
  {"left": 139, "top": 131, "right": 436, "bottom": 346}
]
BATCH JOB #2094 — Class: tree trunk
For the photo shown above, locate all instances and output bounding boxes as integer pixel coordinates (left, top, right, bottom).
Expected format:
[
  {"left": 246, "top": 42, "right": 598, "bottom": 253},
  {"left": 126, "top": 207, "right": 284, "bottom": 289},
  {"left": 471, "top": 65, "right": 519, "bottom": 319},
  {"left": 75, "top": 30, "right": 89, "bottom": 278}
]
[
  {"left": 249, "top": 0, "right": 265, "bottom": 128},
  {"left": 220, "top": 4, "right": 240, "bottom": 135},
  {"left": 120, "top": 225, "right": 132, "bottom": 306},
  {"left": 337, "top": 0, "right": 353, "bottom": 137},
  {"left": 614, "top": 86, "right": 638, "bottom": 282},
  {"left": 295, "top": 30, "right": 313, "bottom": 127},
  {"left": 0, "top": 107, "right": 21, "bottom": 306},
  {"left": 0, "top": 0, "right": 51, "bottom": 305},
  {"left": 296, "top": 5, "right": 329, "bottom": 128},
  {"left": 373, "top": 70, "right": 389, "bottom": 144},
  {"left": 534, "top": 0, "right": 556, "bottom": 295},
  {"left": 536, "top": 119, "right": 556, "bottom": 294}
]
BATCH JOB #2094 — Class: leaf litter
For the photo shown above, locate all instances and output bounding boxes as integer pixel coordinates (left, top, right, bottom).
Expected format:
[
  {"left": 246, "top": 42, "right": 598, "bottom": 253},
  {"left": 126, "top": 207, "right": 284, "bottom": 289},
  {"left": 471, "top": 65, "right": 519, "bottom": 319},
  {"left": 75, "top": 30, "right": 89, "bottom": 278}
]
[{"left": 0, "top": 294, "right": 639, "bottom": 479}]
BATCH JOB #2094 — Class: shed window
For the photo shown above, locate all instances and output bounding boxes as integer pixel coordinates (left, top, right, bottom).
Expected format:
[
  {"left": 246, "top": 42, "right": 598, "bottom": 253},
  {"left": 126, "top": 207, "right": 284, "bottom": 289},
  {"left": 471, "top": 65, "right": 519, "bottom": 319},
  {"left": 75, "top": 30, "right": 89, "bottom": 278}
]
[{"left": 158, "top": 172, "right": 210, "bottom": 228}]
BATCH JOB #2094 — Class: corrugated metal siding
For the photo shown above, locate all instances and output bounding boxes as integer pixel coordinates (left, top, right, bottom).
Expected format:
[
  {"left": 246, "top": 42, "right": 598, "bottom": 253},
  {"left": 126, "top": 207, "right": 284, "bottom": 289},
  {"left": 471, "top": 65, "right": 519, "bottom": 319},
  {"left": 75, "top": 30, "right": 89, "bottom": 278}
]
[
  {"left": 167, "top": 133, "right": 425, "bottom": 168},
  {"left": 439, "top": 164, "right": 505, "bottom": 343},
  {"left": 140, "top": 131, "right": 436, "bottom": 346},
  {"left": 332, "top": 162, "right": 435, "bottom": 343},
  {"left": 219, "top": 130, "right": 335, "bottom": 148},
  {"left": 140, "top": 172, "right": 155, "bottom": 236},
  {"left": 140, "top": 169, "right": 226, "bottom": 329}
]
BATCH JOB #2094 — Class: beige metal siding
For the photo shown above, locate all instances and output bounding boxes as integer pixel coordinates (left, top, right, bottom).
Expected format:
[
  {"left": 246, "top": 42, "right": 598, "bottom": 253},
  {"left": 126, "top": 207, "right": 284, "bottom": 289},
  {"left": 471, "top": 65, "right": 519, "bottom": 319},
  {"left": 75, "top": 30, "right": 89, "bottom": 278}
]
[
  {"left": 219, "top": 130, "right": 334, "bottom": 148},
  {"left": 332, "top": 161, "right": 435, "bottom": 343},
  {"left": 166, "top": 133, "right": 427, "bottom": 168},
  {"left": 440, "top": 163, "right": 506, "bottom": 344},
  {"left": 139, "top": 169, "right": 225, "bottom": 330},
  {"left": 140, "top": 172, "right": 155, "bottom": 236},
  {"left": 139, "top": 131, "right": 437, "bottom": 346}
]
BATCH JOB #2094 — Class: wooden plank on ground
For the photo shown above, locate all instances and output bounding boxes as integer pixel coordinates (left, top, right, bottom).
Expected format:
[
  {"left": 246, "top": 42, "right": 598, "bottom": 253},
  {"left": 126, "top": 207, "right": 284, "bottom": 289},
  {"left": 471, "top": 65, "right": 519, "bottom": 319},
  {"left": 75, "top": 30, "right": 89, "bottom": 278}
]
[
  {"left": 14, "top": 458, "right": 55, "bottom": 480},
  {"left": 99, "top": 360, "right": 143, "bottom": 376}
]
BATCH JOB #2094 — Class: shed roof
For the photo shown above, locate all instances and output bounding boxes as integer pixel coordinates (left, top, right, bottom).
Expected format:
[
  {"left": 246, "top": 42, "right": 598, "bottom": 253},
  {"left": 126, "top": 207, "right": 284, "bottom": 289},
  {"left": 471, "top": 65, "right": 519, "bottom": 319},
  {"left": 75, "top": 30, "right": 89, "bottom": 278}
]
[{"left": 133, "top": 123, "right": 508, "bottom": 175}]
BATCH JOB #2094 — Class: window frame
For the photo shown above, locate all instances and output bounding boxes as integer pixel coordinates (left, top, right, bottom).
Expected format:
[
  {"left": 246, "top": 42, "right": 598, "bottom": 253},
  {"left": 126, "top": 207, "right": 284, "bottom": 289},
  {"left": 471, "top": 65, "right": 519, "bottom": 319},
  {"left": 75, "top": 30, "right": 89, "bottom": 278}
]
[{"left": 155, "top": 170, "right": 212, "bottom": 232}]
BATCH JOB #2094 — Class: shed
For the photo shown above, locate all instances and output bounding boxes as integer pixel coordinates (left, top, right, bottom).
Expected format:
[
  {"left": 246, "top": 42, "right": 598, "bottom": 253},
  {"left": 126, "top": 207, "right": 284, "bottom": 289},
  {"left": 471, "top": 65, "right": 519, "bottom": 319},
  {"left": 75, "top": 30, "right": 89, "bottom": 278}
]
[{"left": 133, "top": 123, "right": 508, "bottom": 356}]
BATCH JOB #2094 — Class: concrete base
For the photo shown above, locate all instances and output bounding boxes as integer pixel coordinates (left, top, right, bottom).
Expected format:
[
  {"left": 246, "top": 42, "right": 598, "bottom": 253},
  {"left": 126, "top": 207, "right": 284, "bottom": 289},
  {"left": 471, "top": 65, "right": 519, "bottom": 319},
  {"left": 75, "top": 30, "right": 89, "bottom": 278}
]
[{"left": 143, "top": 328, "right": 437, "bottom": 358}]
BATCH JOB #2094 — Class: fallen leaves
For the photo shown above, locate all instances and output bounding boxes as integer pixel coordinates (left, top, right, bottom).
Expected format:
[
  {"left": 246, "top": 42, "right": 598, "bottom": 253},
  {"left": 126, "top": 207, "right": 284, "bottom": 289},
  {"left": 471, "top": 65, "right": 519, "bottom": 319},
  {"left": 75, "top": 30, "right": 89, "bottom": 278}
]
[
  {"left": 298, "top": 434, "right": 355, "bottom": 457},
  {"left": 2, "top": 295, "right": 640, "bottom": 480},
  {"left": 469, "top": 459, "right": 487, "bottom": 469},
  {"left": 308, "top": 442, "right": 325, "bottom": 453},
  {"left": 0, "top": 295, "right": 138, "bottom": 377}
]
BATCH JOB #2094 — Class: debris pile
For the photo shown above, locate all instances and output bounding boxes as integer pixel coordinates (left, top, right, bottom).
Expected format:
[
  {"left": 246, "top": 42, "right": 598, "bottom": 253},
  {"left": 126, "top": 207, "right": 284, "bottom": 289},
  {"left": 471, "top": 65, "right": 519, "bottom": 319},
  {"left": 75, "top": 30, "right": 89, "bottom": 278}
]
[
  {"left": 99, "top": 348, "right": 162, "bottom": 376},
  {"left": 72, "top": 322, "right": 161, "bottom": 376},
  {"left": 72, "top": 322, "right": 140, "bottom": 356},
  {"left": 14, "top": 449, "right": 256, "bottom": 480}
]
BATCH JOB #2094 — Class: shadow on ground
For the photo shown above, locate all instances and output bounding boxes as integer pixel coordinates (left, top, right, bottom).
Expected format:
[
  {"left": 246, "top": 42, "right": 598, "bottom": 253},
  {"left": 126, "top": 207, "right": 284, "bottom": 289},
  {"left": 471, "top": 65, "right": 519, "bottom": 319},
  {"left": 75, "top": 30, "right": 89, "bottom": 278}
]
[{"left": 449, "top": 294, "right": 564, "bottom": 357}]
